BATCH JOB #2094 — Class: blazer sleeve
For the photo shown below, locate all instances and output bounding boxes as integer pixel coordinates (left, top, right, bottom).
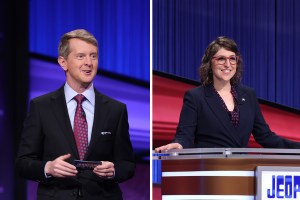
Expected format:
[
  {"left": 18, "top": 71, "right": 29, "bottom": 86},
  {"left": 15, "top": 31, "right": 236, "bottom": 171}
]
[
  {"left": 251, "top": 90, "right": 300, "bottom": 149},
  {"left": 15, "top": 100, "right": 49, "bottom": 182},
  {"left": 173, "top": 90, "right": 199, "bottom": 148}
]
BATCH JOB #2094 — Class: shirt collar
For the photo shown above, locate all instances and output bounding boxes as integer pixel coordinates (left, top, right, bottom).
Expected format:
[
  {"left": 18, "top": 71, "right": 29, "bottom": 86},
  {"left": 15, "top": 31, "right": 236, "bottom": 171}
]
[{"left": 64, "top": 82, "right": 95, "bottom": 106}]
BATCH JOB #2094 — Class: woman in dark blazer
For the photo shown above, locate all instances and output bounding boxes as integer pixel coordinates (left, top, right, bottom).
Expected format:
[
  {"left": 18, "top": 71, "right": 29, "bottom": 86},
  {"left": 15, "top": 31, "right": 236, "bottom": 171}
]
[{"left": 156, "top": 36, "right": 300, "bottom": 151}]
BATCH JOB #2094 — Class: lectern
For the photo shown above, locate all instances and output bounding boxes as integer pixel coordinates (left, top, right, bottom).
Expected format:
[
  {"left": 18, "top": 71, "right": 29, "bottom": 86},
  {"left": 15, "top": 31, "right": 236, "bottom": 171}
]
[{"left": 153, "top": 148, "right": 300, "bottom": 200}]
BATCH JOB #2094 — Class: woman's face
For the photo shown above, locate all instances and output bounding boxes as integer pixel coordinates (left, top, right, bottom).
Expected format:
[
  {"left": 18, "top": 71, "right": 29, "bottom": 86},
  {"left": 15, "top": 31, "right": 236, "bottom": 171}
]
[{"left": 211, "top": 48, "right": 238, "bottom": 84}]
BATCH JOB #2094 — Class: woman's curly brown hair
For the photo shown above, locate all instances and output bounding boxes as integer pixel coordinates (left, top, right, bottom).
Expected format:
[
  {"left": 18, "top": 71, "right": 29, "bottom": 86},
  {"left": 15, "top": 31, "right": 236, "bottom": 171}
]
[{"left": 199, "top": 36, "right": 243, "bottom": 85}]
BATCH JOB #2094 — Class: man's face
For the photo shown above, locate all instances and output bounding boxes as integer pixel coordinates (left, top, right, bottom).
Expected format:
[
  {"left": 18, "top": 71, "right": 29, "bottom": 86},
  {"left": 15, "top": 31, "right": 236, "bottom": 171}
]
[{"left": 59, "top": 38, "right": 98, "bottom": 90}]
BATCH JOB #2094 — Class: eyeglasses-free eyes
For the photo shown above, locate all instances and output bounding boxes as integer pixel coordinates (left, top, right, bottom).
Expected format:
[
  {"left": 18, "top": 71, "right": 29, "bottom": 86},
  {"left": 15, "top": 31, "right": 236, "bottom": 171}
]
[{"left": 212, "top": 56, "right": 239, "bottom": 65}]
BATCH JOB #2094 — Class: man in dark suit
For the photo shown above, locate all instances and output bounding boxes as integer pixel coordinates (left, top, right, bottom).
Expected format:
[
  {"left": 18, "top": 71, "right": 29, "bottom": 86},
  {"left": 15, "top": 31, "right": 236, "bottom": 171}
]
[{"left": 16, "top": 29, "right": 135, "bottom": 200}]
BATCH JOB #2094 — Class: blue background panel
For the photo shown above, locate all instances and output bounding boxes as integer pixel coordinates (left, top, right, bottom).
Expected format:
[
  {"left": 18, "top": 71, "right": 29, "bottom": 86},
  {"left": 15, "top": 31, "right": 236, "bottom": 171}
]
[{"left": 30, "top": 0, "right": 150, "bottom": 82}]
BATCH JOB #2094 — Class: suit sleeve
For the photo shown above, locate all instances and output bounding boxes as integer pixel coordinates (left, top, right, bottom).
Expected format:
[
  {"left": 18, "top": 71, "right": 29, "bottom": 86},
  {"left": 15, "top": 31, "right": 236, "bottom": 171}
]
[
  {"left": 15, "top": 100, "right": 49, "bottom": 182},
  {"left": 113, "top": 105, "right": 135, "bottom": 182},
  {"left": 251, "top": 90, "right": 300, "bottom": 149},
  {"left": 173, "top": 90, "right": 198, "bottom": 148}
]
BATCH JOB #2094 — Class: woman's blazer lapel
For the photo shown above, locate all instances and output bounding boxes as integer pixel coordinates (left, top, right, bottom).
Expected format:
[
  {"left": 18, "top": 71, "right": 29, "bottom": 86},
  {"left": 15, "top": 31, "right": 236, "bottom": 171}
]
[{"left": 203, "top": 85, "right": 242, "bottom": 147}]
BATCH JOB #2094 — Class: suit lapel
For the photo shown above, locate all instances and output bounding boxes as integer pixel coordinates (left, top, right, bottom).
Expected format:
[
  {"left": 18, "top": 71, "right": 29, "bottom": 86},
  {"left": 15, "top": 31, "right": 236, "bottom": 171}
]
[
  {"left": 204, "top": 85, "right": 241, "bottom": 147},
  {"left": 235, "top": 85, "right": 248, "bottom": 135},
  {"left": 84, "top": 90, "right": 109, "bottom": 160},
  {"left": 50, "top": 87, "right": 79, "bottom": 159}
]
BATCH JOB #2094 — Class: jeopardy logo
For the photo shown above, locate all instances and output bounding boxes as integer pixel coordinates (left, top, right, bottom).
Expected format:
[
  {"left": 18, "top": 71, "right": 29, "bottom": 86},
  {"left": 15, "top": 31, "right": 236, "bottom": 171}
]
[{"left": 256, "top": 166, "right": 300, "bottom": 200}]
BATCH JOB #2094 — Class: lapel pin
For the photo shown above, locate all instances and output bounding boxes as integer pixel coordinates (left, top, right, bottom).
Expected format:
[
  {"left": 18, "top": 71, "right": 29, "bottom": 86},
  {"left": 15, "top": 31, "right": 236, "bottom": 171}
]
[{"left": 241, "top": 98, "right": 246, "bottom": 101}]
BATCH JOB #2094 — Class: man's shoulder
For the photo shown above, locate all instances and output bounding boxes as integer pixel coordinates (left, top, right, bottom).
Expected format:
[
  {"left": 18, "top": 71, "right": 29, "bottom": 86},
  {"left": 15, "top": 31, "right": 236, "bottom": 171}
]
[
  {"left": 31, "top": 88, "right": 63, "bottom": 103},
  {"left": 95, "top": 90, "right": 126, "bottom": 107}
]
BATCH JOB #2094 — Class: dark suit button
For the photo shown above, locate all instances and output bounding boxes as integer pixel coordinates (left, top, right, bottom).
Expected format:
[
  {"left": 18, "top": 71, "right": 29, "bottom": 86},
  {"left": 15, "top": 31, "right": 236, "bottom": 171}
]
[{"left": 71, "top": 191, "right": 77, "bottom": 196}]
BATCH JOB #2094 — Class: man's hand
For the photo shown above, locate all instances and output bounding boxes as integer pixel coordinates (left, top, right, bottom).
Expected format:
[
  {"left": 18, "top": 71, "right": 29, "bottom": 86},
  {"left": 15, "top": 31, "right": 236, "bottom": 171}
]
[
  {"left": 45, "top": 153, "right": 77, "bottom": 178},
  {"left": 93, "top": 161, "right": 115, "bottom": 178},
  {"left": 155, "top": 143, "right": 183, "bottom": 152}
]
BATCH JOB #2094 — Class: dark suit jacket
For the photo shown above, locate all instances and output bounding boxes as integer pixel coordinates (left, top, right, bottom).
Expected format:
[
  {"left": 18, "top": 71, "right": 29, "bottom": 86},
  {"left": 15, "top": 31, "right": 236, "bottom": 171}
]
[
  {"left": 173, "top": 84, "right": 300, "bottom": 149},
  {"left": 16, "top": 86, "right": 135, "bottom": 200}
]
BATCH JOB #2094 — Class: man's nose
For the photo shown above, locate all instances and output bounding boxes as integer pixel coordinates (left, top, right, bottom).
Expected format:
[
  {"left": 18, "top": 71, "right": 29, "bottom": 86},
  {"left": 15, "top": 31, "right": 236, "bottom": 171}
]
[{"left": 85, "top": 56, "right": 92, "bottom": 65}]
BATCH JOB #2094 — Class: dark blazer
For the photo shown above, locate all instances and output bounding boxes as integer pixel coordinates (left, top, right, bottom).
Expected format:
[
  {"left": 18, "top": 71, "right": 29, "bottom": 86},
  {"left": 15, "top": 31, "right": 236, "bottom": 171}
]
[
  {"left": 173, "top": 84, "right": 300, "bottom": 149},
  {"left": 16, "top": 86, "right": 135, "bottom": 200}
]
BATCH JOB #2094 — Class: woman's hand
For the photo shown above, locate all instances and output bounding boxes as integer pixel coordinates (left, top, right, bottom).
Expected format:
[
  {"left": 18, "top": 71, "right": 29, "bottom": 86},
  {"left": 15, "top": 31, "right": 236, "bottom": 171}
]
[{"left": 155, "top": 143, "right": 183, "bottom": 152}]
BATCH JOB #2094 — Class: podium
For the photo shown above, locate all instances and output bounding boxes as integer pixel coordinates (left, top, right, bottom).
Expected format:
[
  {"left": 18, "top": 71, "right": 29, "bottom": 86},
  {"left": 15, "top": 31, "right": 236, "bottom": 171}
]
[{"left": 153, "top": 148, "right": 300, "bottom": 200}]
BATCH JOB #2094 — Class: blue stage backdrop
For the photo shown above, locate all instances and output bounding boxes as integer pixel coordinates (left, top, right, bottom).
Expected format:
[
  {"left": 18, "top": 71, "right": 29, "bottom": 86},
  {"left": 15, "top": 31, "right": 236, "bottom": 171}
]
[
  {"left": 153, "top": 0, "right": 300, "bottom": 110},
  {"left": 29, "top": 0, "right": 149, "bottom": 82}
]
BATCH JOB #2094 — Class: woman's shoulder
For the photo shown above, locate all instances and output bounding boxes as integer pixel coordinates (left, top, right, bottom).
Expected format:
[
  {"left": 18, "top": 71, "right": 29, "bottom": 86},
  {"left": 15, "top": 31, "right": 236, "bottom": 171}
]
[
  {"left": 236, "top": 84, "right": 258, "bottom": 102},
  {"left": 236, "top": 84, "right": 256, "bottom": 94},
  {"left": 185, "top": 84, "right": 257, "bottom": 97},
  {"left": 186, "top": 85, "right": 205, "bottom": 95}
]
